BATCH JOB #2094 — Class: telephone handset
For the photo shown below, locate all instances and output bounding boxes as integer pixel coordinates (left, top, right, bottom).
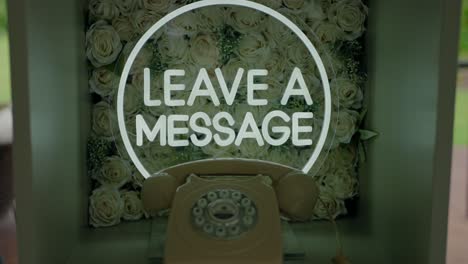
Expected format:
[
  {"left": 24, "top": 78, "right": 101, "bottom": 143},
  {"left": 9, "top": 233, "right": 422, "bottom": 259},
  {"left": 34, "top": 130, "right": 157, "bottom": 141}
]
[{"left": 142, "top": 159, "right": 319, "bottom": 264}]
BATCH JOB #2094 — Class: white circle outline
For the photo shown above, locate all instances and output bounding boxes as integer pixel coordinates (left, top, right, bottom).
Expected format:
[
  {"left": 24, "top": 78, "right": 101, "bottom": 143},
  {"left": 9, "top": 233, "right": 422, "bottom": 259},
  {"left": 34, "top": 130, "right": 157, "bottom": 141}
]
[{"left": 117, "top": 0, "right": 331, "bottom": 178}]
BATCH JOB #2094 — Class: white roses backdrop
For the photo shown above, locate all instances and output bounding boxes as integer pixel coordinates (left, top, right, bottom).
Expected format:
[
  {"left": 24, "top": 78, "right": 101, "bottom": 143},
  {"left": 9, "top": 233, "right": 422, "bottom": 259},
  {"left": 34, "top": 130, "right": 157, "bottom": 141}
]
[{"left": 86, "top": 0, "right": 373, "bottom": 228}]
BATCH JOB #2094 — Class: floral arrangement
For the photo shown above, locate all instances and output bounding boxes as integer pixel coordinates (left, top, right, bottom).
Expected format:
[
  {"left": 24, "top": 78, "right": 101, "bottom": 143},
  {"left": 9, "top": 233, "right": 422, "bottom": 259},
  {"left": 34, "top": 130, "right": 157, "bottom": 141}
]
[{"left": 85, "top": 0, "right": 373, "bottom": 228}]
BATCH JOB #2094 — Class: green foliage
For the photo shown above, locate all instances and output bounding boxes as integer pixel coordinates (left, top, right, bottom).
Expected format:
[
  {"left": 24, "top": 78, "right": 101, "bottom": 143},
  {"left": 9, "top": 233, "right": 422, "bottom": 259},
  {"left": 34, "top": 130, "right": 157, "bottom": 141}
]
[
  {"left": 359, "top": 129, "right": 379, "bottom": 141},
  {"left": 0, "top": 0, "right": 6, "bottom": 33},
  {"left": 87, "top": 135, "right": 115, "bottom": 176},
  {"left": 338, "top": 40, "right": 366, "bottom": 83},
  {"left": 453, "top": 89, "right": 468, "bottom": 145},
  {"left": 149, "top": 44, "right": 168, "bottom": 72},
  {"left": 0, "top": 33, "right": 10, "bottom": 104},
  {"left": 459, "top": 0, "right": 468, "bottom": 59},
  {"left": 217, "top": 25, "right": 241, "bottom": 65},
  {"left": 0, "top": 0, "right": 9, "bottom": 104}
]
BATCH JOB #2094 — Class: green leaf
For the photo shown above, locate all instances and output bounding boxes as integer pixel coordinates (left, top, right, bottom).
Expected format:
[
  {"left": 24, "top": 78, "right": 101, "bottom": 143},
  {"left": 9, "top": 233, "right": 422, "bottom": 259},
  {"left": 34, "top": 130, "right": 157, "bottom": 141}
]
[
  {"left": 357, "top": 140, "right": 366, "bottom": 164},
  {"left": 358, "top": 107, "right": 368, "bottom": 124},
  {"left": 359, "top": 129, "right": 378, "bottom": 141}
]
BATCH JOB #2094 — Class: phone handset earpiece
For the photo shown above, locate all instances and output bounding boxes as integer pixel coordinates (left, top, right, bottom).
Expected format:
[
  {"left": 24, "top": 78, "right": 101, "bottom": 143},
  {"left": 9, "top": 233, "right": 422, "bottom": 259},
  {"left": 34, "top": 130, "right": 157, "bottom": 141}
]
[
  {"left": 275, "top": 172, "right": 352, "bottom": 263},
  {"left": 141, "top": 172, "right": 209, "bottom": 216},
  {"left": 141, "top": 172, "right": 180, "bottom": 216},
  {"left": 275, "top": 171, "right": 320, "bottom": 222}
]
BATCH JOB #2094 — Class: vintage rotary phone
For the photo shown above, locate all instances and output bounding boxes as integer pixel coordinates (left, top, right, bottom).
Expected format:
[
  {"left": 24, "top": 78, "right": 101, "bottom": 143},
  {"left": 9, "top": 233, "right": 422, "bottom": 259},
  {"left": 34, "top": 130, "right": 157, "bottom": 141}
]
[{"left": 142, "top": 159, "right": 319, "bottom": 264}]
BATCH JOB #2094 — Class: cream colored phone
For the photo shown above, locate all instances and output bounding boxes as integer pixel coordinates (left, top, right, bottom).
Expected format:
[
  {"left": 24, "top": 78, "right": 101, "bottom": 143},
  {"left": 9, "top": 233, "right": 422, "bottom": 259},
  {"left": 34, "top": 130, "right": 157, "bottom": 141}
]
[{"left": 142, "top": 159, "right": 319, "bottom": 264}]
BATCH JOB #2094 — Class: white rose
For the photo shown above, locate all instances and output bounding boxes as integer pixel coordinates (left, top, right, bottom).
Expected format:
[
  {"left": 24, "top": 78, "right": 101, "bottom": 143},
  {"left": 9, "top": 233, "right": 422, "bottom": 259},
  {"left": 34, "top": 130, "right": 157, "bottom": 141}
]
[
  {"left": 89, "top": 0, "right": 120, "bottom": 21},
  {"left": 132, "top": 170, "right": 146, "bottom": 189},
  {"left": 285, "top": 40, "right": 310, "bottom": 69},
  {"left": 312, "top": 190, "right": 347, "bottom": 219},
  {"left": 112, "top": 15, "right": 135, "bottom": 42},
  {"left": 115, "top": 0, "right": 141, "bottom": 15},
  {"left": 121, "top": 190, "right": 146, "bottom": 220},
  {"left": 298, "top": 147, "right": 326, "bottom": 170},
  {"left": 325, "top": 128, "right": 340, "bottom": 150},
  {"left": 132, "top": 72, "right": 175, "bottom": 117},
  {"left": 159, "top": 35, "right": 190, "bottom": 65},
  {"left": 165, "top": 12, "right": 200, "bottom": 36},
  {"left": 268, "top": 106, "right": 297, "bottom": 131},
  {"left": 256, "top": 0, "right": 283, "bottom": 9},
  {"left": 304, "top": 72, "right": 323, "bottom": 101},
  {"left": 332, "top": 109, "right": 359, "bottom": 144},
  {"left": 189, "top": 33, "right": 220, "bottom": 69},
  {"left": 117, "top": 83, "right": 142, "bottom": 115},
  {"left": 316, "top": 45, "right": 345, "bottom": 77},
  {"left": 92, "top": 101, "right": 118, "bottom": 139},
  {"left": 283, "top": 0, "right": 305, "bottom": 10},
  {"left": 86, "top": 20, "right": 123, "bottom": 67},
  {"left": 261, "top": 76, "right": 284, "bottom": 103},
  {"left": 328, "top": 0, "right": 368, "bottom": 40},
  {"left": 131, "top": 70, "right": 146, "bottom": 89},
  {"left": 195, "top": 7, "right": 226, "bottom": 31},
  {"left": 132, "top": 10, "right": 163, "bottom": 36},
  {"left": 159, "top": 63, "right": 199, "bottom": 115},
  {"left": 312, "top": 118, "right": 324, "bottom": 143},
  {"left": 219, "top": 59, "right": 249, "bottom": 102},
  {"left": 268, "top": 146, "right": 298, "bottom": 166},
  {"left": 142, "top": 0, "right": 171, "bottom": 13},
  {"left": 237, "top": 33, "right": 270, "bottom": 64},
  {"left": 89, "top": 67, "right": 119, "bottom": 97},
  {"left": 94, "top": 156, "right": 132, "bottom": 187},
  {"left": 334, "top": 144, "right": 357, "bottom": 167},
  {"left": 301, "top": 148, "right": 328, "bottom": 176},
  {"left": 221, "top": 58, "right": 250, "bottom": 93},
  {"left": 176, "top": 98, "right": 211, "bottom": 118},
  {"left": 114, "top": 135, "right": 145, "bottom": 160},
  {"left": 320, "top": 0, "right": 332, "bottom": 10},
  {"left": 226, "top": 7, "right": 267, "bottom": 34},
  {"left": 282, "top": 1, "right": 325, "bottom": 23},
  {"left": 122, "top": 41, "right": 154, "bottom": 74},
  {"left": 280, "top": 86, "right": 312, "bottom": 112},
  {"left": 89, "top": 186, "right": 124, "bottom": 228},
  {"left": 143, "top": 145, "right": 178, "bottom": 172},
  {"left": 239, "top": 141, "right": 270, "bottom": 160},
  {"left": 113, "top": 84, "right": 143, "bottom": 118},
  {"left": 166, "top": 62, "right": 198, "bottom": 87},
  {"left": 331, "top": 77, "right": 363, "bottom": 109},
  {"left": 276, "top": 7, "right": 304, "bottom": 26},
  {"left": 233, "top": 104, "right": 271, "bottom": 129},
  {"left": 201, "top": 143, "right": 239, "bottom": 158},
  {"left": 132, "top": 69, "right": 162, "bottom": 92},
  {"left": 311, "top": 20, "right": 344, "bottom": 43},
  {"left": 124, "top": 116, "right": 138, "bottom": 143},
  {"left": 125, "top": 112, "right": 157, "bottom": 145},
  {"left": 264, "top": 17, "right": 296, "bottom": 46},
  {"left": 323, "top": 168, "right": 358, "bottom": 199},
  {"left": 268, "top": 148, "right": 285, "bottom": 164},
  {"left": 264, "top": 51, "right": 287, "bottom": 80},
  {"left": 303, "top": 1, "right": 326, "bottom": 21},
  {"left": 313, "top": 145, "right": 356, "bottom": 175}
]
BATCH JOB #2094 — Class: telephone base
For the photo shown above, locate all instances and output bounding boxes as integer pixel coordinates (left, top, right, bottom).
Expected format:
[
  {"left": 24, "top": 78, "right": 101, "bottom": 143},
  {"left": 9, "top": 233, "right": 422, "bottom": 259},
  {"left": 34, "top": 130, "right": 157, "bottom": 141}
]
[{"left": 147, "top": 217, "right": 305, "bottom": 263}]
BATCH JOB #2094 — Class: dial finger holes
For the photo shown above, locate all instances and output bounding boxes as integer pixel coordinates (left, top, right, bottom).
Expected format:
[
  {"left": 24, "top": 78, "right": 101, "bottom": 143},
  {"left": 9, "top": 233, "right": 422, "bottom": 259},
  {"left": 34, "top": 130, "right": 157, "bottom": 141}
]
[{"left": 192, "top": 189, "right": 257, "bottom": 240}]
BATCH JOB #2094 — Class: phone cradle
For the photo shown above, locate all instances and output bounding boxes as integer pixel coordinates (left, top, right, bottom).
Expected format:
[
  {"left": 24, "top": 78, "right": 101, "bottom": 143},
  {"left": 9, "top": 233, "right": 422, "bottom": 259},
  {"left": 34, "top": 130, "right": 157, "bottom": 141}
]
[{"left": 164, "top": 175, "right": 282, "bottom": 264}]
